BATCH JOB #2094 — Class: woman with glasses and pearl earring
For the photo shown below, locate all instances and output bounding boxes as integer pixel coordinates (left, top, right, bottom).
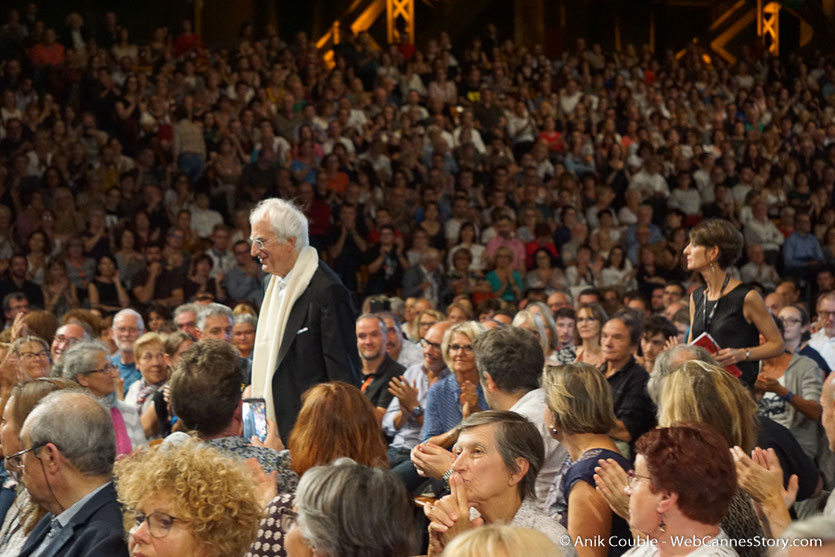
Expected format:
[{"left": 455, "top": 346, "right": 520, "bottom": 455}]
[
  {"left": 541, "top": 363, "right": 631, "bottom": 557},
  {"left": 684, "top": 219, "right": 784, "bottom": 388}
]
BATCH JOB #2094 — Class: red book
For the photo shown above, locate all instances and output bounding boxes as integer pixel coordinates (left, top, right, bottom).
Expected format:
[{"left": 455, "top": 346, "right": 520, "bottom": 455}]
[{"left": 690, "top": 332, "right": 742, "bottom": 378}]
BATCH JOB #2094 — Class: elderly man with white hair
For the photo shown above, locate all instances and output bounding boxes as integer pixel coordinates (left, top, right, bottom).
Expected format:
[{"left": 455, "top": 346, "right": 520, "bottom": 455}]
[
  {"left": 248, "top": 198, "right": 360, "bottom": 441},
  {"left": 109, "top": 308, "right": 145, "bottom": 395}
]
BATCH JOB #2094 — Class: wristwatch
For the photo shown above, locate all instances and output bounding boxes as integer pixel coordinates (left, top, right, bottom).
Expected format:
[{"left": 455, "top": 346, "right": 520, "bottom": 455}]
[
  {"left": 411, "top": 405, "right": 424, "bottom": 417},
  {"left": 745, "top": 349, "right": 751, "bottom": 361},
  {"left": 442, "top": 468, "right": 454, "bottom": 483},
  {"left": 782, "top": 390, "right": 795, "bottom": 403}
]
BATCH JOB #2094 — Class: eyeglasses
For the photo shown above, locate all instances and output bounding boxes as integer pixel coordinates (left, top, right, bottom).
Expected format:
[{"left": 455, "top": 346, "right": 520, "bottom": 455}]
[
  {"left": 279, "top": 509, "right": 298, "bottom": 532},
  {"left": 419, "top": 320, "right": 437, "bottom": 329},
  {"left": 87, "top": 363, "right": 117, "bottom": 375},
  {"left": 626, "top": 470, "right": 653, "bottom": 488},
  {"left": 18, "top": 351, "right": 49, "bottom": 363},
  {"left": 779, "top": 317, "right": 801, "bottom": 326},
  {"left": 127, "top": 509, "right": 186, "bottom": 539},
  {"left": 449, "top": 344, "right": 473, "bottom": 353},
  {"left": 140, "top": 352, "right": 166, "bottom": 362},
  {"left": 819, "top": 310, "right": 835, "bottom": 320},
  {"left": 4, "top": 443, "right": 47, "bottom": 483},
  {"left": 420, "top": 338, "right": 441, "bottom": 350},
  {"left": 53, "top": 335, "right": 81, "bottom": 348},
  {"left": 248, "top": 236, "right": 278, "bottom": 251}
]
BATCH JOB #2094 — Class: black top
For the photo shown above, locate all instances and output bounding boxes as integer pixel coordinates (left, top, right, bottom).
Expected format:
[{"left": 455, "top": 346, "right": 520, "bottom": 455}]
[
  {"left": 602, "top": 357, "right": 656, "bottom": 445},
  {"left": 92, "top": 279, "right": 120, "bottom": 308},
  {"left": 691, "top": 283, "right": 760, "bottom": 387},
  {"left": 756, "top": 416, "right": 820, "bottom": 502},
  {"left": 362, "top": 355, "right": 405, "bottom": 410}
]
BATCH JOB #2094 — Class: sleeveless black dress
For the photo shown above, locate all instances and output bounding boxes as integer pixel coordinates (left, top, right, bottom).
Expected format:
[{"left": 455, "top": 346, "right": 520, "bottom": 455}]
[{"left": 691, "top": 283, "right": 759, "bottom": 388}]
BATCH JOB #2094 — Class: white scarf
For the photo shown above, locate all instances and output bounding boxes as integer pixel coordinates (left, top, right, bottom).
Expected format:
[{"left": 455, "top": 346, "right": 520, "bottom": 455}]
[{"left": 251, "top": 246, "right": 319, "bottom": 423}]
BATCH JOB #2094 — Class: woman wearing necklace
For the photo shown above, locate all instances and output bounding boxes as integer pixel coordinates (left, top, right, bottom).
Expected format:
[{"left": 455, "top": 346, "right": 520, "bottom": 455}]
[{"left": 685, "top": 219, "right": 783, "bottom": 388}]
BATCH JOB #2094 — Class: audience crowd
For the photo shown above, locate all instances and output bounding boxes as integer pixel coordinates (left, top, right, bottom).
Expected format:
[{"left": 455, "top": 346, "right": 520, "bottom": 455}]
[{"left": 1, "top": 2, "right": 835, "bottom": 556}]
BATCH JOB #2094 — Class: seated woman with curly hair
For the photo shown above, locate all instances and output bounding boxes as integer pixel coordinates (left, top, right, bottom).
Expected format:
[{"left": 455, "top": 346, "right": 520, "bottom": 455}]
[{"left": 114, "top": 438, "right": 263, "bottom": 557}]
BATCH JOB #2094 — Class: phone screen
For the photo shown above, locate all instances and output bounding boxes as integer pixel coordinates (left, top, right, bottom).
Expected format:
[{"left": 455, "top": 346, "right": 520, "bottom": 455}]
[{"left": 242, "top": 398, "right": 267, "bottom": 442}]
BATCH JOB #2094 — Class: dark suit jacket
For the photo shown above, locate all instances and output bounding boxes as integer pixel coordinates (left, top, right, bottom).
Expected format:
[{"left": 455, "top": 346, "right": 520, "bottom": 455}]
[
  {"left": 401, "top": 265, "right": 446, "bottom": 302},
  {"left": 18, "top": 482, "right": 129, "bottom": 557},
  {"left": 271, "top": 261, "right": 361, "bottom": 440}
]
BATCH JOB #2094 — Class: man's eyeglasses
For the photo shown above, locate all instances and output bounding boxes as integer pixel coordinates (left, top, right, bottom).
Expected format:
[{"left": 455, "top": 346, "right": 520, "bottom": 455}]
[
  {"left": 87, "top": 363, "right": 117, "bottom": 375},
  {"left": 248, "top": 237, "right": 278, "bottom": 251},
  {"left": 53, "top": 335, "right": 81, "bottom": 348},
  {"left": 279, "top": 509, "right": 298, "bottom": 532},
  {"left": 626, "top": 470, "right": 653, "bottom": 488},
  {"left": 127, "top": 509, "right": 186, "bottom": 538},
  {"left": 420, "top": 338, "right": 441, "bottom": 350},
  {"left": 4, "top": 443, "right": 47, "bottom": 483}
]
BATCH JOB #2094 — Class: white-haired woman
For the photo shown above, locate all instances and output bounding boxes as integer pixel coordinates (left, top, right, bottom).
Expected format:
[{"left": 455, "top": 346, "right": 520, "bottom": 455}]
[{"left": 62, "top": 340, "right": 147, "bottom": 455}]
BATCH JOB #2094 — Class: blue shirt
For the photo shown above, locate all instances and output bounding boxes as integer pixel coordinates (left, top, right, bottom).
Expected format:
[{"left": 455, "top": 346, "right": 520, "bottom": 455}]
[
  {"left": 111, "top": 352, "right": 140, "bottom": 395},
  {"left": 382, "top": 364, "right": 450, "bottom": 449},
  {"left": 420, "top": 373, "right": 488, "bottom": 442},
  {"left": 783, "top": 232, "right": 824, "bottom": 269}
]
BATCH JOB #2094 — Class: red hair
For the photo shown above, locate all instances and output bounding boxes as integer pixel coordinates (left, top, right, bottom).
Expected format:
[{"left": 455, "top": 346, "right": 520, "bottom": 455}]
[
  {"left": 636, "top": 423, "right": 736, "bottom": 525},
  {"left": 288, "top": 382, "right": 388, "bottom": 476}
]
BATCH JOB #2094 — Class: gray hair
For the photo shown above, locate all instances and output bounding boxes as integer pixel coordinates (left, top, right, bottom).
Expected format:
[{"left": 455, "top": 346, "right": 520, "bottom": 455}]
[
  {"left": 61, "top": 340, "right": 109, "bottom": 383},
  {"left": 21, "top": 390, "right": 115, "bottom": 476},
  {"left": 527, "top": 302, "right": 559, "bottom": 350},
  {"left": 511, "top": 310, "right": 550, "bottom": 356},
  {"left": 474, "top": 326, "right": 542, "bottom": 395},
  {"left": 113, "top": 308, "right": 145, "bottom": 332},
  {"left": 197, "top": 303, "right": 233, "bottom": 332},
  {"left": 295, "top": 458, "right": 415, "bottom": 557},
  {"left": 457, "top": 411, "right": 543, "bottom": 502},
  {"left": 356, "top": 313, "right": 387, "bottom": 335},
  {"left": 249, "top": 198, "right": 309, "bottom": 251},
  {"left": 648, "top": 344, "right": 717, "bottom": 403},
  {"left": 173, "top": 303, "right": 199, "bottom": 323},
  {"left": 233, "top": 314, "right": 257, "bottom": 329},
  {"left": 375, "top": 311, "right": 401, "bottom": 333},
  {"left": 773, "top": 516, "right": 835, "bottom": 556}
]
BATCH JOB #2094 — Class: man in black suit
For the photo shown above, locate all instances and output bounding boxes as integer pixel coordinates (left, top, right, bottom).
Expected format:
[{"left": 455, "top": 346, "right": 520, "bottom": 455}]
[
  {"left": 401, "top": 247, "right": 446, "bottom": 308},
  {"left": 16, "top": 391, "right": 128, "bottom": 557},
  {"left": 249, "top": 198, "right": 361, "bottom": 441}
]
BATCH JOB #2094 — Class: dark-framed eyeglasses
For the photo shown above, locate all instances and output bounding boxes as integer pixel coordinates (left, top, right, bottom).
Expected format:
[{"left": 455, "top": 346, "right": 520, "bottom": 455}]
[
  {"left": 4, "top": 443, "right": 47, "bottom": 483},
  {"left": 279, "top": 508, "right": 298, "bottom": 532},
  {"left": 86, "top": 363, "right": 117, "bottom": 375},
  {"left": 420, "top": 338, "right": 441, "bottom": 350},
  {"left": 127, "top": 509, "right": 187, "bottom": 539}
]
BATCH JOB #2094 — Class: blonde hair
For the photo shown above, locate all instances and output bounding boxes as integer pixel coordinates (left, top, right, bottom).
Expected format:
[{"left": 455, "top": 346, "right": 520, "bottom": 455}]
[
  {"left": 133, "top": 332, "right": 165, "bottom": 361},
  {"left": 441, "top": 321, "right": 486, "bottom": 369},
  {"left": 114, "top": 438, "right": 263, "bottom": 557},
  {"left": 442, "top": 525, "right": 562, "bottom": 557},
  {"left": 542, "top": 363, "right": 617, "bottom": 435},
  {"left": 657, "top": 360, "right": 758, "bottom": 452}
]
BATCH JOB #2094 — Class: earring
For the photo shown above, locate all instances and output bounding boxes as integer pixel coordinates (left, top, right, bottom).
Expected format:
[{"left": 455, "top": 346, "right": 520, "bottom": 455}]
[
  {"left": 658, "top": 514, "right": 666, "bottom": 533},
  {"left": 710, "top": 261, "right": 715, "bottom": 272},
  {"left": 548, "top": 425, "right": 558, "bottom": 436}
]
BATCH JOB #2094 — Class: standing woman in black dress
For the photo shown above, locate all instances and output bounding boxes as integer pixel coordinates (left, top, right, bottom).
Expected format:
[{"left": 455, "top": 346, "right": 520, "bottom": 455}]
[{"left": 685, "top": 219, "right": 784, "bottom": 388}]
